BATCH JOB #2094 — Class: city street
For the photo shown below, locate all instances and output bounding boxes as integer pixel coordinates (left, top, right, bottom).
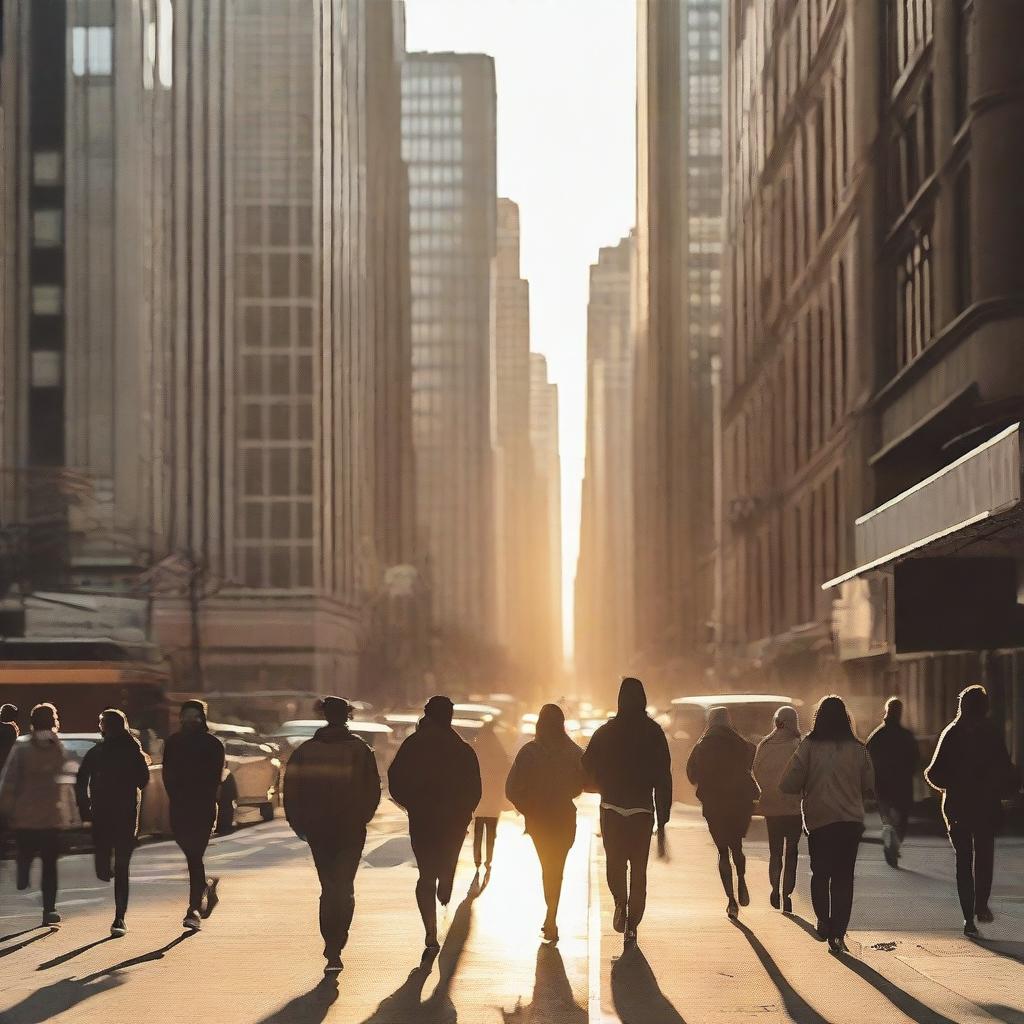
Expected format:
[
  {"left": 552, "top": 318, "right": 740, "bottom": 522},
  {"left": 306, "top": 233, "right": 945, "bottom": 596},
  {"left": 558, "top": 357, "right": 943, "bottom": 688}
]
[{"left": 1, "top": 800, "right": 1022, "bottom": 1023}]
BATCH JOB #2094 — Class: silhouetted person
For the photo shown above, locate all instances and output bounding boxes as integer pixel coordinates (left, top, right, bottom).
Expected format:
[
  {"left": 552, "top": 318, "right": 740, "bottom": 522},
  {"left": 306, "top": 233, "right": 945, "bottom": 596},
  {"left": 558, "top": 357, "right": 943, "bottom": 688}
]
[
  {"left": 866, "top": 697, "right": 919, "bottom": 869},
  {"left": 284, "top": 696, "right": 381, "bottom": 974},
  {"left": 687, "top": 705, "right": 759, "bottom": 919},
  {"left": 925, "top": 684, "right": 1020, "bottom": 936},
  {"left": 0, "top": 702, "right": 66, "bottom": 927},
  {"left": 472, "top": 719, "right": 509, "bottom": 870},
  {"left": 753, "top": 705, "right": 803, "bottom": 912},
  {"left": 582, "top": 677, "right": 671, "bottom": 947},
  {"left": 506, "top": 704, "right": 584, "bottom": 942},
  {"left": 0, "top": 703, "right": 18, "bottom": 773},
  {"left": 75, "top": 709, "right": 150, "bottom": 937},
  {"left": 388, "top": 695, "right": 481, "bottom": 949},
  {"left": 163, "top": 699, "right": 225, "bottom": 931},
  {"left": 781, "top": 695, "right": 874, "bottom": 956}
]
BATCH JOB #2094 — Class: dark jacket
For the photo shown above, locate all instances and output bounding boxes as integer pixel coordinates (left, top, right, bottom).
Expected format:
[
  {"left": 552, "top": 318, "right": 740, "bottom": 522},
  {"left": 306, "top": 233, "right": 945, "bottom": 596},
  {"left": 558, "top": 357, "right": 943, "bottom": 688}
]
[
  {"left": 686, "top": 726, "right": 759, "bottom": 816},
  {"left": 0, "top": 721, "right": 18, "bottom": 775},
  {"left": 75, "top": 731, "right": 150, "bottom": 839},
  {"left": 163, "top": 726, "right": 225, "bottom": 837},
  {"left": 505, "top": 733, "right": 584, "bottom": 847},
  {"left": 866, "top": 720, "right": 919, "bottom": 811},
  {"left": 388, "top": 717, "right": 481, "bottom": 837},
  {"left": 284, "top": 725, "right": 381, "bottom": 843},
  {"left": 581, "top": 679, "right": 672, "bottom": 829},
  {"left": 925, "top": 716, "right": 1019, "bottom": 830}
]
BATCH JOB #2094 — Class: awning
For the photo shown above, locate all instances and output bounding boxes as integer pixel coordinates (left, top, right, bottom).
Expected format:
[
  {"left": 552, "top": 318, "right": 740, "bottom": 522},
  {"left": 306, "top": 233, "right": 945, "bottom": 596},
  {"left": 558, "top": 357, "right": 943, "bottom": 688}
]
[{"left": 823, "top": 422, "right": 1024, "bottom": 589}]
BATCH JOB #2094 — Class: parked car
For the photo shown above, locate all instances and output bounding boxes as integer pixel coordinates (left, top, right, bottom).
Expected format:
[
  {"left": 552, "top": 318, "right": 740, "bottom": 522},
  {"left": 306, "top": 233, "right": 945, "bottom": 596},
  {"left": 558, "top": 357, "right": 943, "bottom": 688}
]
[{"left": 219, "top": 736, "right": 281, "bottom": 825}]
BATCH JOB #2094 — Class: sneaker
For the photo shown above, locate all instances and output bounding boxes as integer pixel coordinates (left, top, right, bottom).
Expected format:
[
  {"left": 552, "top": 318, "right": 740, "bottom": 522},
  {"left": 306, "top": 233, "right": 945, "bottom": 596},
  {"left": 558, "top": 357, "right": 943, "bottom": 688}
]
[
  {"left": 976, "top": 906, "right": 994, "bottom": 924},
  {"left": 623, "top": 927, "right": 637, "bottom": 948},
  {"left": 424, "top": 930, "right": 440, "bottom": 950},
  {"left": 612, "top": 901, "right": 627, "bottom": 934},
  {"left": 183, "top": 911, "right": 202, "bottom": 931},
  {"left": 16, "top": 861, "right": 30, "bottom": 892},
  {"left": 542, "top": 922, "right": 559, "bottom": 944},
  {"left": 815, "top": 921, "right": 829, "bottom": 942},
  {"left": 110, "top": 918, "right": 127, "bottom": 938},
  {"left": 769, "top": 889, "right": 780, "bottom": 910},
  {"left": 737, "top": 878, "right": 750, "bottom": 907},
  {"left": 43, "top": 911, "right": 62, "bottom": 928},
  {"left": 324, "top": 956, "right": 343, "bottom": 975},
  {"left": 964, "top": 919, "right": 979, "bottom": 937},
  {"left": 727, "top": 899, "right": 739, "bottom": 920},
  {"left": 201, "top": 877, "right": 220, "bottom": 919},
  {"left": 828, "top": 936, "right": 848, "bottom": 956},
  {"left": 782, "top": 895, "right": 793, "bottom": 914}
]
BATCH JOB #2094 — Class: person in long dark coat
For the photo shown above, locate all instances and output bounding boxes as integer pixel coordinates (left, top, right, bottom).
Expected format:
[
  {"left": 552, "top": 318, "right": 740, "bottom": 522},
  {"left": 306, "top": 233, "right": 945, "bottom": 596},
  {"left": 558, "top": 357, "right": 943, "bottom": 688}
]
[
  {"left": 162, "top": 699, "right": 225, "bottom": 931},
  {"left": 0, "top": 703, "right": 19, "bottom": 774},
  {"left": 284, "top": 696, "right": 381, "bottom": 974},
  {"left": 687, "top": 705, "right": 759, "bottom": 918},
  {"left": 388, "top": 695, "right": 481, "bottom": 949},
  {"left": 505, "top": 704, "right": 584, "bottom": 942},
  {"left": 75, "top": 709, "right": 150, "bottom": 936},
  {"left": 925, "top": 684, "right": 1020, "bottom": 936},
  {"left": 866, "top": 697, "right": 920, "bottom": 868}
]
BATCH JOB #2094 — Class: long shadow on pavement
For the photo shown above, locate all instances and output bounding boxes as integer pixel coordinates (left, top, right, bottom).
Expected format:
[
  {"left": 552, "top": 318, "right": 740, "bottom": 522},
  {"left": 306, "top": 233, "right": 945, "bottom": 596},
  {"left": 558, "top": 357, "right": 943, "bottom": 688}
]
[
  {"left": 37, "top": 935, "right": 113, "bottom": 970},
  {"left": 729, "top": 919, "right": 829, "bottom": 1024},
  {"left": 256, "top": 978, "right": 340, "bottom": 1024},
  {"left": 977, "top": 939, "right": 1024, "bottom": 966},
  {"left": 0, "top": 927, "right": 42, "bottom": 944},
  {"left": 833, "top": 950, "right": 960, "bottom": 1024},
  {"left": 0, "top": 928, "right": 58, "bottom": 959},
  {"left": 79, "top": 929, "right": 195, "bottom": 978},
  {"left": 981, "top": 1004, "right": 1024, "bottom": 1024},
  {"left": 611, "top": 944, "right": 686, "bottom": 1024},
  {"left": 501, "top": 944, "right": 587, "bottom": 1024},
  {"left": 362, "top": 837, "right": 415, "bottom": 868}
]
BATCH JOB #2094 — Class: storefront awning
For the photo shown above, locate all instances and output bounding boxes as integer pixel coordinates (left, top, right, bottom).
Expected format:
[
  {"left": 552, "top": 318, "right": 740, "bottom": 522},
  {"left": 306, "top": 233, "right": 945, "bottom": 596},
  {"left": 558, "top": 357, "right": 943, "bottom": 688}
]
[{"left": 823, "top": 422, "right": 1023, "bottom": 589}]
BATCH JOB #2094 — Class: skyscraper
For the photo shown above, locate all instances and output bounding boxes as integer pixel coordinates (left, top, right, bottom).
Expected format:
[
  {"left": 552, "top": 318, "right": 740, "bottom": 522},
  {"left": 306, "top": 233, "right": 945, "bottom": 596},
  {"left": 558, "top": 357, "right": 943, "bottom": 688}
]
[{"left": 401, "top": 52, "right": 499, "bottom": 644}]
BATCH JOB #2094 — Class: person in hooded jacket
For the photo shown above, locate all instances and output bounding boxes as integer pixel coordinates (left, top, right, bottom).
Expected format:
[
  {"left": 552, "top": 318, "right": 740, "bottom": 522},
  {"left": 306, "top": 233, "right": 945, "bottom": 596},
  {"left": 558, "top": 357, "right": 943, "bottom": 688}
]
[
  {"left": 866, "top": 697, "right": 920, "bottom": 869},
  {"left": 162, "top": 699, "right": 225, "bottom": 931},
  {"left": 0, "top": 702, "right": 67, "bottom": 927},
  {"left": 75, "top": 709, "right": 150, "bottom": 937},
  {"left": 687, "top": 706, "right": 759, "bottom": 919},
  {"left": 0, "top": 703, "right": 19, "bottom": 774},
  {"left": 582, "top": 677, "right": 671, "bottom": 947},
  {"left": 925, "top": 684, "right": 1020, "bottom": 936},
  {"left": 472, "top": 719, "right": 509, "bottom": 871},
  {"left": 284, "top": 696, "right": 381, "bottom": 974},
  {"left": 388, "top": 695, "right": 481, "bottom": 949},
  {"left": 752, "top": 705, "right": 802, "bottom": 912},
  {"left": 505, "top": 704, "right": 584, "bottom": 942}
]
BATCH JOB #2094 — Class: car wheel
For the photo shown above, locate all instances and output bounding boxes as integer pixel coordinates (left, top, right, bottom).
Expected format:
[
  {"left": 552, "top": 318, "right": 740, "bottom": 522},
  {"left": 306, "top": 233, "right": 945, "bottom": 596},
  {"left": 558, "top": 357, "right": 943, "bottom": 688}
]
[{"left": 259, "top": 801, "right": 275, "bottom": 823}]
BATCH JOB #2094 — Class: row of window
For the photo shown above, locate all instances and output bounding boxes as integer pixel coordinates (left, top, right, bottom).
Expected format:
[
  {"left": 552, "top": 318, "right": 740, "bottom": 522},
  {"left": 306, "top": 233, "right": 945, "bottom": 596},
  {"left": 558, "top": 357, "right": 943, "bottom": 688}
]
[
  {"left": 236, "top": 205, "right": 314, "bottom": 248},
  {"left": 237, "top": 543, "right": 314, "bottom": 590},
  {"left": 409, "top": 165, "right": 463, "bottom": 186},
  {"left": 401, "top": 137, "right": 464, "bottom": 163},
  {"left": 241, "top": 445, "right": 314, "bottom": 498},
  {"left": 241, "top": 400, "right": 315, "bottom": 443},
  {"left": 241, "top": 500, "right": 314, "bottom": 543},
  {"left": 403, "top": 116, "right": 463, "bottom": 139},
  {"left": 241, "top": 353, "right": 316, "bottom": 398},
  {"left": 402, "top": 73, "right": 463, "bottom": 96},
  {"left": 241, "top": 304, "right": 314, "bottom": 350},
  {"left": 403, "top": 96, "right": 464, "bottom": 116},
  {"left": 888, "top": 0, "right": 933, "bottom": 85},
  {"left": 238, "top": 254, "right": 314, "bottom": 299}
]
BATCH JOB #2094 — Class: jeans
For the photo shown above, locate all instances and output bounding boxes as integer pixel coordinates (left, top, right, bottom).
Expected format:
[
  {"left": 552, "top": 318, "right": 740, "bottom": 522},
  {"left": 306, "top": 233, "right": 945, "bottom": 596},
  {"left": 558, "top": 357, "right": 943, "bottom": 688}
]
[
  {"left": 601, "top": 808, "right": 652, "bottom": 929},
  {"left": 309, "top": 834, "right": 365, "bottom": 957},
  {"left": 949, "top": 823, "right": 995, "bottom": 921},
  {"left": 174, "top": 830, "right": 211, "bottom": 914},
  {"left": 765, "top": 815, "right": 802, "bottom": 897},
  {"left": 14, "top": 829, "right": 60, "bottom": 914},
  {"left": 807, "top": 821, "right": 863, "bottom": 940},
  {"left": 878, "top": 799, "right": 909, "bottom": 861},
  {"left": 94, "top": 832, "right": 136, "bottom": 918},
  {"left": 473, "top": 817, "right": 497, "bottom": 866}
]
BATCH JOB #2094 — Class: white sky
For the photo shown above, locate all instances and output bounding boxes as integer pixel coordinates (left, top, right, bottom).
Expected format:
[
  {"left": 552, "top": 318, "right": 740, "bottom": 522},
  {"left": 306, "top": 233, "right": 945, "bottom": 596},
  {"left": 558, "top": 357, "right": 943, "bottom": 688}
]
[{"left": 403, "top": 0, "right": 637, "bottom": 662}]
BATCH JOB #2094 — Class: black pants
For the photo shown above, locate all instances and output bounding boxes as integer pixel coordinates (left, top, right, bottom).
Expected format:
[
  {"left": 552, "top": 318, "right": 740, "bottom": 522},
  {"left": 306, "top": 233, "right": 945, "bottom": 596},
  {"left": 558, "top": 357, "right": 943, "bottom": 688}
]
[
  {"left": 473, "top": 817, "right": 497, "bottom": 866},
  {"left": 14, "top": 829, "right": 60, "bottom": 914},
  {"left": 601, "top": 809, "right": 652, "bottom": 929},
  {"left": 949, "top": 823, "right": 995, "bottom": 921},
  {"left": 410, "top": 825, "right": 466, "bottom": 938},
  {"left": 174, "top": 831, "right": 211, "bottom": 913},
  {"left": 529, "top": 831, "right": 572, "bottom": 928},
  {"left": 93, "top": 830, "right": 136, "bottom": 918},
  {"left": 807, "top": 821, "right": 863, "bottom": 940},
  {"left": 765, "top": 815, "right": 802, "bottom": 897},
  {"left": 309, "top": 834, "right": 365, "bottom": 958}
]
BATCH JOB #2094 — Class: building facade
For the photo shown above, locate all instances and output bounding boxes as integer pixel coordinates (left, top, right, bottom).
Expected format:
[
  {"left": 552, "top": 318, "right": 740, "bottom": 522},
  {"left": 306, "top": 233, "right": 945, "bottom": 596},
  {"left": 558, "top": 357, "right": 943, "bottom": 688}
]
[
  {"left": 401, "top": 52, "right": 499, "bottom": 645},
  {"left": 575, "top": 233, "right": 634, "bottom": 700}
]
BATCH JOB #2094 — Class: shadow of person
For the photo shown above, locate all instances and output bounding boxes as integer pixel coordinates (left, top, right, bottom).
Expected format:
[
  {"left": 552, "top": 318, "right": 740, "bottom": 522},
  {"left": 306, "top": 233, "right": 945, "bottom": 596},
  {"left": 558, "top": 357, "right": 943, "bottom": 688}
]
[
  {"left": 611, "top": 944, "right": 686, "bottom": 1024},
  {"left": 0, "top": 971, "right": 124, "bottom": 1023},
  {"left": 729, "top": 919, "right": 829, "bottom": 1024},
  {"left": 37, "top": 935, "right": 113, "bottom": 971},
  {"left": 977, "top": 939, "right": 1024, "bottom": 966},
  {"left": 362, "top": 836, "right": 416, "bottom": 868},
  {"left": 834, "top": 951, "right": 960, "bottom": 1024},
  {"left": 783, "top": 914, "right": 826, "bottom": 943},
  {"left": 0, "top": 927, "right": 58, "bottom": 959},
  {"left": 78, "top": 929, "right": 196, "bottom": 979},
  {"left": 501, "top": 944, "right": 587, "bottom": 1023},
  {"left": 256, "top": 978, "right": 340, "bottom": 1024},
  {"left": 0, "top": 927, "right": 43, "bottom": 944},
  {"left": 981, "top": 1004, "right": 1024, "bottom": 1024}
]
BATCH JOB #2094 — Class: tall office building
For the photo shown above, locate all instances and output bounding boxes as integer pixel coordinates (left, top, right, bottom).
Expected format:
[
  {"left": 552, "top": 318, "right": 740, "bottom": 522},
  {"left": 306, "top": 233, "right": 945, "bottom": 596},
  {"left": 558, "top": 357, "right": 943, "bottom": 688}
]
[
  {"left": 529, "top": 353, "right": 562, "bottom": 681},
  {"left": 575, "top": 233, "right": 635, "bottom": 699},
  {"left": 492, "top": 198, "right": 535, "bottom": 671},
  {"left": 401, "top": 53, "right": 499, "bottom": 644}
]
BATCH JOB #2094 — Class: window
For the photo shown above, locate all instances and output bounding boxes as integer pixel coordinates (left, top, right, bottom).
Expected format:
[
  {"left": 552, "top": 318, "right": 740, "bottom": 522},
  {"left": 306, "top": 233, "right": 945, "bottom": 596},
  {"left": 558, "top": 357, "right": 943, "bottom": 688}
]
[
  {"left": 72, "top": 26, "right": 113, "bottom": 77},
  {"left": 32, "top": 209, "right": 63, "bottom": 247},
  {"left": 895, "top": 230, "right": 934, "bottom": 368},
  {"left": 956, "top": 2, "right": 973, "bottom": 126},
  {"left": 32, "top": 285, "right": 63, "bottom": 315},
  {"left": 954, "top": 167, "right": 972, "bottom": 312},
  {"left": 31, "top": 351, "right": 62, "bottom": 388},
  {"left": 33, "top": 152, "right": 63, "bottom": 185}
]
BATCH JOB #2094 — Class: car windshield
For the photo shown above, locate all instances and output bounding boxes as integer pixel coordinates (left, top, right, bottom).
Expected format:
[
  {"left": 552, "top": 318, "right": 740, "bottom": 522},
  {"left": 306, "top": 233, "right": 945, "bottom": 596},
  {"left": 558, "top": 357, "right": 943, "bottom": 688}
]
[{"left": 61, "top": 738, "right": 99, "bottom": 761}]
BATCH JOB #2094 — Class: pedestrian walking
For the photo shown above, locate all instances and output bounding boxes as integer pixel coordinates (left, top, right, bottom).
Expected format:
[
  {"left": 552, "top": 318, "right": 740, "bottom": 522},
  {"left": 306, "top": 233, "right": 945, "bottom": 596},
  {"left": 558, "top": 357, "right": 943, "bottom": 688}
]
[
  {"left": 0, "top": 702, "right": 67, "bottom": 927},
  {"left": 505, "top": 704, "right": 584, "bottom": 942},
  {"left": 283, "top": 696, "right": 382, "bottom": 974},
  {"left": 687, "top": 705, "right": 759, "bottom": 919},
  {"left": 74, "top": 709, "right": 150, "bottom": 937},
  {"left": 472, "top": 719, "right": 509, "bottom": 871},
  {"left": 582, "top": 677, "right": 671, "bottom": 948},
  {"left": 752, "top": 705, "right": 802, "bottom": 912},
  {"left": 388, "top": 695, "right": 481, "bottom": 950},
  {"left": 925, "top": 684, "right": 1020, "bottom": 936},
  {"left": 0, "top": 703, "right": 19, "bottom": 773},
  {"left": 781, "top": 695, "right": 874, "bottom": 956},
  {"left": 866, "top": 697, "right": 920, "bottom": 868},
  {"left": 162, "top": 699, "right": 225, "bottom": 931}
]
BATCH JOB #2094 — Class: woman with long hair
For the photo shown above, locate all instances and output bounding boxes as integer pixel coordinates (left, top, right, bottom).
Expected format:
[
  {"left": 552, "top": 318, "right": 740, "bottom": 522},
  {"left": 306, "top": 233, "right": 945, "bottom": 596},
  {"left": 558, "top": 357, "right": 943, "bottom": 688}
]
[
  {"left": 505, "top": 704, "right": 584, "bottom": 942},
  {"left": 686, "top": 705, "right": 759, "bottom": 919},
  {"left": 781, "top": 695, "right": 874, "bottom": 955}
]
